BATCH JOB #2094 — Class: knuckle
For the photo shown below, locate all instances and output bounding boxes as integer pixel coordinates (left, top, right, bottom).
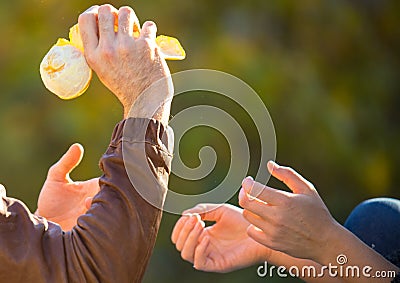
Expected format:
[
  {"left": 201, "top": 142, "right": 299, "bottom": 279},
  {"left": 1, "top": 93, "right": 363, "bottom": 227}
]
[
  {"left": 117, "top": 44, "right": 130, "bottom": 56},
  {"left": 47, "top": 164, "right": 56, "bottom": 176},
  {"left": 144, "top": 20, "right": 157, "bottom": 29},
  {"left": 100, "top": 45, "right": 115, "bottom": 60},
  {"left": 99, "top": 4, "right": 113, "bottom": 13},
  {"left": 78, "top": 14, "right": 88, "bottom": 24},
  {"left": 273, "top": 221, "right": 284, "bottom": 235},
  {"left": 273, "top": 213, "right": 285, "bottom": 224},
  {"left": 279, "top": 193, "right": 291, "bottom": 206},
  {"left": 119, "top": 6, "right": 133, "bottom": 14},
  {"left": 79, "top": 5, "right": 99, "bottom": 22},
  {"left": 282, "top": 166, "right": 295, "bottom": 177},
  {"left": 117, "top": 40, "right": 133, "bottom": 55}
]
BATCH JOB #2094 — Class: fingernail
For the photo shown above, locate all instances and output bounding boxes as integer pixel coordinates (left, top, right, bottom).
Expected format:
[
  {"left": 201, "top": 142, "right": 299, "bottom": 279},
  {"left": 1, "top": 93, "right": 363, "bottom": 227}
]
[
  {"left": 242, "top": 177, "right": 254, "bottom": 189},
  {"left": 242, "top": 176, "right": 253, "bottom": 185}
]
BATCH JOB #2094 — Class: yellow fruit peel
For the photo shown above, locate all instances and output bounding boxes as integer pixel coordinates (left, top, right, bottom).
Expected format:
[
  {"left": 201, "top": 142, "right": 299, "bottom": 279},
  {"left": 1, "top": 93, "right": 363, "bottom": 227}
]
[
  {"left": 40, "top": 23, "right": 185, "bottom": 100},
  {"left": 156, "top": 35, "right": 186, "bottom": 60},
  {"left": 68, "top": 24, "right": 84, "bottom": 52},
  {"left": 55, "top": 38, "right": 72, "bottom": 47}
]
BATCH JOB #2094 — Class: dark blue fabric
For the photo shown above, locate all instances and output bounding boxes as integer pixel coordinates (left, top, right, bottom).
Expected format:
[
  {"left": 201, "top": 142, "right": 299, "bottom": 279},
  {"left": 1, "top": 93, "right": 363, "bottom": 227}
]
[{"left": 344, "top": 198, "right": 400, "bottom": 258}]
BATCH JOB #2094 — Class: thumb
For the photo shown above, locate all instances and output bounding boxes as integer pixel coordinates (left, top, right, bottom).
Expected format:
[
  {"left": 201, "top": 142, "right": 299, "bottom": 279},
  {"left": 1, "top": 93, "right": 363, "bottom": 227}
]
[
  {"left": 183, "top": 203, "right": 225, "bottom": 222},
  {"left": 48, "top": 143, "right": 84, "bottom": 182}
]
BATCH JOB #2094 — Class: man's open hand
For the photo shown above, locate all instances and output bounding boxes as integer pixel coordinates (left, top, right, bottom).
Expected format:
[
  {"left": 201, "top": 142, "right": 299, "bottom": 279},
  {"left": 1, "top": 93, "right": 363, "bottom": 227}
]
[{"left": 36, "top": 144, "right": 99, "bottom": 231}]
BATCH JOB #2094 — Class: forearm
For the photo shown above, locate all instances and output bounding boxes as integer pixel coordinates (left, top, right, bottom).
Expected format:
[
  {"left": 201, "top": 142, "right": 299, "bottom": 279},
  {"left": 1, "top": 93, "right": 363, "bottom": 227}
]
[{"left": 63, "top": 118, "right": 173, "bottom": 282}]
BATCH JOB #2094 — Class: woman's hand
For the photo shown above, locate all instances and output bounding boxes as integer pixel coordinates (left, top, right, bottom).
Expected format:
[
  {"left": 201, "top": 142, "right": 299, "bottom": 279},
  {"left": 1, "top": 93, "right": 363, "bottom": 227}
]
[
  {"left": 171, "top": 202, "right": 342, "bottom": 283},
  {"left": 239, "top": 161, "right": 338, "bottom": 262},
  {"left": 171, "top": 203, "right": 272, "bottom": 272},
  {"left": 240, "top": 161, "right": 399, "bottom": 283}
]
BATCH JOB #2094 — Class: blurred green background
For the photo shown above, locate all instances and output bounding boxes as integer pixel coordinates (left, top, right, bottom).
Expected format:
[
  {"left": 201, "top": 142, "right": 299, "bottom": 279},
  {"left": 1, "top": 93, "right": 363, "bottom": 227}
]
[{"left": 0, "top": 0, "right": 399, "bottom": 282}]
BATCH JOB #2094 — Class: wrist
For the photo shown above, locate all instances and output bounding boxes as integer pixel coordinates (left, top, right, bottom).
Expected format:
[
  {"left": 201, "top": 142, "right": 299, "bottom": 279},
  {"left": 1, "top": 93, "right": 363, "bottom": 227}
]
[
  {"left": 256, "top": 244, "right": 273, "bottom": 263},
  {"left": 313, "top": 220, "right": 349, "bottom": 264},
  {"left": 125, "top": 77, "right": 173, "bottom": 122},
  {"left": 150, "top": 99, "right": 172, "bottom": 125}
]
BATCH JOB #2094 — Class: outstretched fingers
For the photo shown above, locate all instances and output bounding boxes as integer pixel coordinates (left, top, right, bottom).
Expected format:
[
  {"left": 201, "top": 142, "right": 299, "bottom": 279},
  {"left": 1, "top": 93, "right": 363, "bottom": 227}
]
[
  {"left": 173, "top": 215, "right": 202, "bottom": 251},
  {"left": 180, "top": 220, "right": 205, "bottom": 262},
  {"left": 241, "top": 177, "right": 290, "bottom": 206},
  {"left": 193, "top": 236, "right": 211, "bottom": 271},
  {"left": 267, "top": 161, "right": 315, "bottom": 195},
  {"left": 183, "top": 203, "right": 225, "bottom": 222},
  {"left": 171, "top": 216, "right": 189, "bottom": 244}
]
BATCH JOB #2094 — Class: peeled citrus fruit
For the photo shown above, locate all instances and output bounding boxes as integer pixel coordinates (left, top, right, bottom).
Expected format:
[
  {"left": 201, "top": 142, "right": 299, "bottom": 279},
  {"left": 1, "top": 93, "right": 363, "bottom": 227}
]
[
  {"left": 40, "top": 23, "right": 185, "bottom": 100},
  {"left": 40, "top": 39, "right": 92, "bottom": 100}
]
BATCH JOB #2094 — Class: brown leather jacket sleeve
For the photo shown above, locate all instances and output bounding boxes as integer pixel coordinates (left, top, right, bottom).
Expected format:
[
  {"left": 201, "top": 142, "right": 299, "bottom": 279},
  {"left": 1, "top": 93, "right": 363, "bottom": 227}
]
[{"left": 0, "top": 118, "right": 173, "bottom": 283}]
